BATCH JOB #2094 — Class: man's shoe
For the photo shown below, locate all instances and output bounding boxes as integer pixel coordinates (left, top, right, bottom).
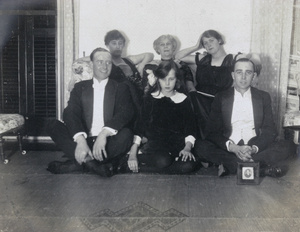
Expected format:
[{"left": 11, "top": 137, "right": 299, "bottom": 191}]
[
  {"left": 261, "top": 166, "right": 287, "bottom": 178},
  {"left": 218, "top": 164, "right": 230, "bottom": 177},
  {"left": 47, "top": 160, "right": 84, "bottom": 174},
  {"left": 85, "top": 160, "right": 115, "bottom": 177}
]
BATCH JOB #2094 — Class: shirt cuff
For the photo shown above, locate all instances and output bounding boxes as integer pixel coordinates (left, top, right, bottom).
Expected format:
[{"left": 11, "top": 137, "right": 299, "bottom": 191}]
[
  {"left": 73, "top": 132, "right": 87, "bottom": 142},
  {"left": 252, "top": 145, "right": 259, "bottom": 153},
  {"left": 133, "top": 135, "right": 142, "bottom": 145},
  {"left": 102, "top": 127, "right": 118, "bottom": 136},
  {"left": 185, "top": 135, "right": 196, "bottom": 147},
  {"left": 226, "top": 140, "right": 234, "bottom": 151}
]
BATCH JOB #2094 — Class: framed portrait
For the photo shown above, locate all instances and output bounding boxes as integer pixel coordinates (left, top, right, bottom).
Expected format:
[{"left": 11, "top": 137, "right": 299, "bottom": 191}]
[{"left": 237, "top": 162, "right": 260, "bottom": 185}]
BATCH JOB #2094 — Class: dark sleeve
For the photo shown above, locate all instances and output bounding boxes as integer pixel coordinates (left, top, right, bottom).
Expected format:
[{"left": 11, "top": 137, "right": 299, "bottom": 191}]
[
  {"left": 205, "top": 93, "right": 229, "bottom": 150},
  {"left": 248, "top": 92, "right": 277, "bottom": 151},
  {"left": 134, "top": 95, "right": 153, "bottom": 137},
  {"left": 63, "top": 82, "right": 88, "bottom": 136},
  {"left": 179, "top": 61, "right": 194, "bottom": 83},
  {"left": 105, "top": 82, "right": 134, "bottom": 131},
  {"left": 183, "top": 97, "right": 197, "bottom": 138}
]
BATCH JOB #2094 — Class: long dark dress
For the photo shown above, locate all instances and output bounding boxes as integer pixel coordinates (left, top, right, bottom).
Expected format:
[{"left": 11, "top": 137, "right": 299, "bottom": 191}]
[
  {"left": 136, "top": 92, "right": 198, "bottom": 174},
  {"left": 191, "top": 53, "right": 237, "bottom": 139}
]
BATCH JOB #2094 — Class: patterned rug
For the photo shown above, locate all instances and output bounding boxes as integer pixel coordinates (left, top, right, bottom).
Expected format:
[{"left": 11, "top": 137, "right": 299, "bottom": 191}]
[{"left": 81, "top": 201, "right": 188, "bottom": 232}]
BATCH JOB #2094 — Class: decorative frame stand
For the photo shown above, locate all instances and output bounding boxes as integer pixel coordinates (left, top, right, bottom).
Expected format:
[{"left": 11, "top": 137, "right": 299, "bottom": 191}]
[{"left": 237, "top": 162, "right": 260, "bottom": 185}]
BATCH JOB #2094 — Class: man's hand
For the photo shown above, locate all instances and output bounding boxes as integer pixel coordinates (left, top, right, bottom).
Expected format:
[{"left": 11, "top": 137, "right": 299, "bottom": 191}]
[
  {"left": 75, "top": 135, "right": 93, "bottom": 165},
  {"left": 92, "top": 129, "right": 112, "bottom": 161},
  {"left": 229, "top": 143, "right": 253, "bottom": 162}
]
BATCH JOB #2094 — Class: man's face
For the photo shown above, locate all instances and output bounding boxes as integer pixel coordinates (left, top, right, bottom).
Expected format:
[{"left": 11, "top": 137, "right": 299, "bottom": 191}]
[
  {"left": 92, "top": 51, "right": 112, "bottom": 80},
  {"left": 232, "top": 61, "right": 256, "bottom": 93},
  {"left": 106, "top": 39, "right": 124, "bottom": 57}
]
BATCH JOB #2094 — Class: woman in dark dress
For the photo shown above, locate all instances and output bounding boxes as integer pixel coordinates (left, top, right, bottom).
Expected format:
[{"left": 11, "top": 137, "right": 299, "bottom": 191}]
[
  {"left": 175, "top": 30, "right": 261, "bottom": 139},
  {"left": 127, "top": 60, "right": 198, "bottom": 174}
]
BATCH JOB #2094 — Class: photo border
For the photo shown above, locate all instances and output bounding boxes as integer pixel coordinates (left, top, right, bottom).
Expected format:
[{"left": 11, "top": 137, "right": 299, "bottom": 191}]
[{"left": 237, "top": 162, "right": 260, "bottom": 185}]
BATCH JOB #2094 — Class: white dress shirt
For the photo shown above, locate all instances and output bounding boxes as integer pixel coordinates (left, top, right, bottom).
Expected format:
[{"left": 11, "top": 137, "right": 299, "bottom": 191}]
[
  {"left": 73, "top": 77, "right": 117, "bottom": 141},
  {"left": 230, "top": 88, "right": 256, "bottom": 144}
]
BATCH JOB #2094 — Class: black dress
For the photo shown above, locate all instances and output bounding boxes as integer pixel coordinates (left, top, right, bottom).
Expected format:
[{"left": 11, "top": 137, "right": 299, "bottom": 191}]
[
  {"left": 135, "top": 92, "right": 198, "bottom": 174},
  {"left": 191, "top": 53, "right": 237, "bottom": 139}
]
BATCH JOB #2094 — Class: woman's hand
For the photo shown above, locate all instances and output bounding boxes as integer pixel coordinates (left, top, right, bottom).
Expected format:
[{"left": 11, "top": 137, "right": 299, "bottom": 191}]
[
  {"left": 179, "top": 149, "right": 196, "bottom": 162},
  {"left": 128, "top": 144, "right": 139, "bottom": 172}
]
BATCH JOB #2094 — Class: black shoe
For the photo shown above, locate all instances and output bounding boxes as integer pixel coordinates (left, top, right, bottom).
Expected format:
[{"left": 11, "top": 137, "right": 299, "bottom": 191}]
[
  {"left": 85, "top": 160, "right": 115, "bottom": 177},
  {"left": 261, "top": 166, "right": 287, "bottom": 178},
  {"left": 47, "top": 160, "right": 84, "bottom": 174}
]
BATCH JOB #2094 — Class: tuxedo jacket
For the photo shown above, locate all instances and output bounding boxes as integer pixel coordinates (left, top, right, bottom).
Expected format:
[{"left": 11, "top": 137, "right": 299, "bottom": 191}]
[
  {"left": 63, "top": 76, "right": 134, "bottom": 138},
  {"left": 205, "top": 87, "right": 277, "bottom": 152}
]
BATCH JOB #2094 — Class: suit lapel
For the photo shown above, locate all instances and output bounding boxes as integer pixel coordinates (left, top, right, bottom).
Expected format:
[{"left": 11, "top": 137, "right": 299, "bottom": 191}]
[
  {"left": 251, "top": 87, "right": 263, "bottom": 133},
  {"left": 103, "top": 79, "right": 117, "bottom": 124},
  {"left": 81, "top": 80, "right": 94, "bottom": 131},
  {"left": 222, "top": 88, "right": 234, "bottom": 132}
]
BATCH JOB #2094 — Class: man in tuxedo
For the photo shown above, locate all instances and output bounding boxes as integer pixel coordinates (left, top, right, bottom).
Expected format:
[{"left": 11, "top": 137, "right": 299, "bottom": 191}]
[
  {"left": 195, "top": 58, "right": 295, "bottom": 177},
  {"left": 47, "top": 47, "right": 134, "bottom": 177}
]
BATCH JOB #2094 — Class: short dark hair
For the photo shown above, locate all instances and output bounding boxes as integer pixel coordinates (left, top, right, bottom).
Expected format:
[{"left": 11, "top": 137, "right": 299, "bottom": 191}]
[
  {"left": 152, "top": 60, "right": 185, "bottom": 93},
  {"left": 104, "top": 30, "right": 126, "bottom": 45},
  {"left": 232, "top": 58, "right": 255, "bottom": 72},
  {"left": 90, "top": 47, "right": 110, "bottom": 61},
  {"left": 200, "top": 30, "right": 225, "bottom": 47}
]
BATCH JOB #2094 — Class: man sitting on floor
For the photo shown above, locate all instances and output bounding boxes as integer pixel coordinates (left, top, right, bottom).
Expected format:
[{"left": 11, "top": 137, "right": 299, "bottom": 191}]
[
  {"left": 47, "top": 47, "right": 134, "bottom": 177},
  {"left": 194, "top": 58, "right": 296, "bottom": 177}
]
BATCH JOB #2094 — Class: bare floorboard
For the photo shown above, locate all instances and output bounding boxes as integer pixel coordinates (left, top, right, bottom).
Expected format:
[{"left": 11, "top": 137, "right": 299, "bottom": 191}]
[{"left": 0, "top": 149, "right": 299, "bottom": 232}]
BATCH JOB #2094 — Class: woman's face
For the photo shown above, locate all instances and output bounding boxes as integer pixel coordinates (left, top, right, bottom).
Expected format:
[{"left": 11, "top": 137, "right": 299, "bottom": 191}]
[
  {"left": 158, "top": 69, "right": 177, "bottom": 96},
  {"left": 157, "top": 38, "right": 175, "bottom": 60},
  {"left": 202, "top": 36, "right": 221, "bottom": 54},
  {"left": 106, "top": 39, "right": 124, "bottom": 57}
]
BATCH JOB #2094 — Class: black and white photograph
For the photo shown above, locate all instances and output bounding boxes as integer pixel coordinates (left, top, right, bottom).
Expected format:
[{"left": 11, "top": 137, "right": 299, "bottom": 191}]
[{"left": 0, "top": 0, "right": 300, "bottom": 231}]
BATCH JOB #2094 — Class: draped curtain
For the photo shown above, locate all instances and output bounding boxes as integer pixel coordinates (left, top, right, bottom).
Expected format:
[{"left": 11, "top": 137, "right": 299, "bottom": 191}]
[
  {"left": 250, "top": 0, "right": 294, "bottom": 138},
  {"left": 57, "top": 0, "right": 79, "bottom": 118}
]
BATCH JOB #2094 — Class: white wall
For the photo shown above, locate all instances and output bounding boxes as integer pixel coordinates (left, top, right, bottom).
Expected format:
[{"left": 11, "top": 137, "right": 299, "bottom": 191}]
[{"left": 78, "top": 0, "right": 252, "bottom": 59}]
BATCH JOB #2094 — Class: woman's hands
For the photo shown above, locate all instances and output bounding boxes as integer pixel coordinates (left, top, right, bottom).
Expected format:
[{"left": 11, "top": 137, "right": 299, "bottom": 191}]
[
  {"left": 128, "top": 143, "right": 139, "bottom": 172},
  {"left": 179, "top": 142, "right": 196, "bottom": 162}
]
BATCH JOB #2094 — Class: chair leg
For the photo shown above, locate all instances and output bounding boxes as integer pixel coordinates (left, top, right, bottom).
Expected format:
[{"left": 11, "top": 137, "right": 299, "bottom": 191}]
[
  {"left": 0, "top": 136, "right": 8, "bottom": 163},
  {"left": 17, "top": 132, "right": 22, "bottom": 154}
]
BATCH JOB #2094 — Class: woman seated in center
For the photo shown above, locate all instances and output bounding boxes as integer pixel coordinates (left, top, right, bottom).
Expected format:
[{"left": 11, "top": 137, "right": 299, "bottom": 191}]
[{"left": 126, "top": 60, "right": 199, "bottom": 174}]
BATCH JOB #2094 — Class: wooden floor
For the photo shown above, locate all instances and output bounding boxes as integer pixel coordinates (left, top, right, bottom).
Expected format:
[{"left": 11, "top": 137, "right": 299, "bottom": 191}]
[{"left": 1, "top": 146, "right": 300, "bottom": 232}]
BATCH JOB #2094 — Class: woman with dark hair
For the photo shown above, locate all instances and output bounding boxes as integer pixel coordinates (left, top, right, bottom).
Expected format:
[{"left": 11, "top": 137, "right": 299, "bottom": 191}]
[
  {"left": 126, "top": 60, "right": 198, "bottom": 174},
  {"left": 175, "top": 29, "right": 261, "bottom": 139},
  {"left": 105, "top": 29, "right": 154, "bottom": 94}
]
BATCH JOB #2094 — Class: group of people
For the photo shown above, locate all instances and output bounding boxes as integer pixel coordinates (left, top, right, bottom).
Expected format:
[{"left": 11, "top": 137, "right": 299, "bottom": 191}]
[{"left": 47, "top": 29, "right": 295, "bottom": 178}]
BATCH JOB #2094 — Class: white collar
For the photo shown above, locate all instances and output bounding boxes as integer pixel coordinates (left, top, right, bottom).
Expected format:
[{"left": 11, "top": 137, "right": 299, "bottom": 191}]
[
  {"left": 234, "top": 87, "right": 251, "bottom": 98},
  {"left": 93, "top": 77, "right": 108, "bottom": 88},
  {"left": 151, "top": 91, "right": 187, "bottom": 103}
]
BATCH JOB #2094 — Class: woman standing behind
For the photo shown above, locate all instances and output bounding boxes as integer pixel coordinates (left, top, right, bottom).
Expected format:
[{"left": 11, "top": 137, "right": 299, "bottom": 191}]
[
  {"left": 175, "top": 29, "right": 260, "bottom": 139},
  {"left": 127, "top": 60, "right": 198, "bottom": 174},
  {"left": 143, "top": 34, "right": 194, "bottom": 93}
]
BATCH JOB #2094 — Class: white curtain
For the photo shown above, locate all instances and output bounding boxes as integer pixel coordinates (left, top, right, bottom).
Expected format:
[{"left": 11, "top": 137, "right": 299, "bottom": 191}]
[
  {"left": 250, "top": 0, "right": 294, "bottom": 138},
  {"left": 57, "top": 0, "right": 79, "bottom": 118}
]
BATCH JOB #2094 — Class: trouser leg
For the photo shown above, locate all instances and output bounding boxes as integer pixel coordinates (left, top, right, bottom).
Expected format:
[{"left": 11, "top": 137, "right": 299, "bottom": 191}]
[
  {"left": 47, "top": 119, "right": 76, "bottom": 159},
  {"left": 194, "top": 139, "right": 239, "bottom": 173}
]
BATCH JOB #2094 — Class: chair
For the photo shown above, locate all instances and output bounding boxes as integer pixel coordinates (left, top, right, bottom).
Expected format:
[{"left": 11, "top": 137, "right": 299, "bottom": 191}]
[{"left": 0, "top": 114, "right": 26, "bottom": 164}]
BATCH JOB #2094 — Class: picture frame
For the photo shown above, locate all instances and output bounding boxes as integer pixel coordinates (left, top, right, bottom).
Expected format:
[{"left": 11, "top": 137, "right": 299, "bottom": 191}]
[{"left": 237, "top": 162, "right": 260, "bottom": 185}]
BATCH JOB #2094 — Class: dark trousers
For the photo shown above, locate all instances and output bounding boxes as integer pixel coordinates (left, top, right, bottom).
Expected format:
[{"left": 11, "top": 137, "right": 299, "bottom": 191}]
[
  {"left": 47, "top": 119, "right": 133, "bottom": 164},
  {"left": 194, "top": 139, "right": 296, "bottom": 174}
]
